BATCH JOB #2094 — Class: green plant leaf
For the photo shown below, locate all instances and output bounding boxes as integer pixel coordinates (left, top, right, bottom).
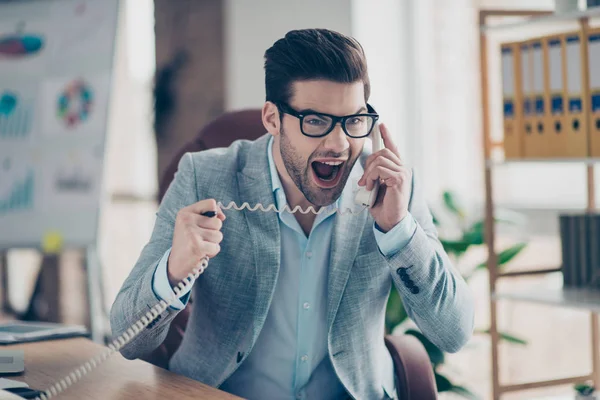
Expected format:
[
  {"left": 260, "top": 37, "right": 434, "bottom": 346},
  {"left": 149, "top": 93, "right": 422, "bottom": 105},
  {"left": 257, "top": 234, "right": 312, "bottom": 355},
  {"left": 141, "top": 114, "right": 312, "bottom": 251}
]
[
  {"left": 475, "top": 329, "right": 528, "bottom": 345},
  {"left": 474, "top": 242, "right": 527, "bottom": 271},
  {"left": 462, "top": 221, "right": 485, "bottom": 245},
  {"left": 385, "top": 289, "right": 407, "bottom": 334},
  {"left": 443, "top": 191, "right": 465, "bottom": 219},
  {"left": 405, "top": 329, "right": 445, "bottom": 366},
  {"left": 440, "top": 239, "right": 472, "bottom": 256},
  {"left": 450, "top": 385, "right": 482, "bottom": 400},
  {"left": 435, "top": 372, "right": 454, "bottom": 392},
  {"left": 431, "top": 209, "right": 440, "bottom": 226}
]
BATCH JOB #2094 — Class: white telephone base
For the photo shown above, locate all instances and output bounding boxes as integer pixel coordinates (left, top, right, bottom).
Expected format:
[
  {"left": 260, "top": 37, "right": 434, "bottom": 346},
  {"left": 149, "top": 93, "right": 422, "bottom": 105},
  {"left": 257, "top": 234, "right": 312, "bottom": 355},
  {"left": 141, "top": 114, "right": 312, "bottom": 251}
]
[{"left": 0, "top": 390, "right": 24, "bottom": 400}]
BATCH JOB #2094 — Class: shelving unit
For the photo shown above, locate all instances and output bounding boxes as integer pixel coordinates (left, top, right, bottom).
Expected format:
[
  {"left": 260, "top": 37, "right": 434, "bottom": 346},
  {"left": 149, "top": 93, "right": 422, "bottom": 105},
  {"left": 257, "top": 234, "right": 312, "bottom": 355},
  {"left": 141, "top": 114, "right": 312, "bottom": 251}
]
[{"left": 479, "top": 7, "right": 600, "bottom": 400}]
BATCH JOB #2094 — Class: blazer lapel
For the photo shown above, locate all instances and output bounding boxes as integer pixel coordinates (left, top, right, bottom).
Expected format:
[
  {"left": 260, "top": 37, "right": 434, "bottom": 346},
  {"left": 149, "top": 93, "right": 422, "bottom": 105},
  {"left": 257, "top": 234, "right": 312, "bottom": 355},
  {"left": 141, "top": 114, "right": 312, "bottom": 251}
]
[{"left": 236, "top": 135, "right": 281, "bottom": 342}]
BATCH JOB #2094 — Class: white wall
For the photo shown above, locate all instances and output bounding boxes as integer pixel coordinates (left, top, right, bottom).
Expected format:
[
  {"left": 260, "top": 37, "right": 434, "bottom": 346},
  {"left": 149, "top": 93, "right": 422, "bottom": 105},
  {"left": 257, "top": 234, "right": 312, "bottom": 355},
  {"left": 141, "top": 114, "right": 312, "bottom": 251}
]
[
  {"left": 224, "top": 0, "right": 353, "bottom": 111},
  {"left": 350, "top": 0, "right": 409, "bottom": 173},
  {"left": 224, "top": 0, "right": 410, "bottom": 179}
]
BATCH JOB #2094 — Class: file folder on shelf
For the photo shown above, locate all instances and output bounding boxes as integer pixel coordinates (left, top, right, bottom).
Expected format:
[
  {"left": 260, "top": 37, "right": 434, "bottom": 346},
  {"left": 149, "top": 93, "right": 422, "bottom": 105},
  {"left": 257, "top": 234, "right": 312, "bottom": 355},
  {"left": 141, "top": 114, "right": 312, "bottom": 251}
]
[
  {"left": 546, "top": 35, "right": 569, "bottom": 157},
  {"left": 531, "top": 39, "right": 548, "bottom": 158},
  {"left": 521, "top": 41, "right": 537, "bottom": 158},
  {"left": 564, "top": 32, "right": 589, "bottom": 157},
  {"left": 588, "top": 28, "right": 600, "bottom": 157},
  {"left": 501, "top": 43, "right": 523, "bottom": 159}
]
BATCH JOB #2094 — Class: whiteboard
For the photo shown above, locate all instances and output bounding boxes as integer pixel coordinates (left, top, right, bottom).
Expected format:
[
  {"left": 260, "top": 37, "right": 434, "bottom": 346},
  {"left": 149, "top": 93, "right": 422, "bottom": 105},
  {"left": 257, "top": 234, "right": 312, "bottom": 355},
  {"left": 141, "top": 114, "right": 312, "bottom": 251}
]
[{"left": 0, "top": 0, "right": 119, "bottom": 249}]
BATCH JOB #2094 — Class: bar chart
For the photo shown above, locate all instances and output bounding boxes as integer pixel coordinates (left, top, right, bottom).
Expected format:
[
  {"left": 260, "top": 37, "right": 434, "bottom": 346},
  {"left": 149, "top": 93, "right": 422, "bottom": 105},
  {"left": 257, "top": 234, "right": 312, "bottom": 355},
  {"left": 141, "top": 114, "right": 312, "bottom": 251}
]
[
  {"left": 0, "top": 90, "right": 33, "bottom": 138},
  {"left": 0, "top": 170, "right": 34, "bottom": 213}
]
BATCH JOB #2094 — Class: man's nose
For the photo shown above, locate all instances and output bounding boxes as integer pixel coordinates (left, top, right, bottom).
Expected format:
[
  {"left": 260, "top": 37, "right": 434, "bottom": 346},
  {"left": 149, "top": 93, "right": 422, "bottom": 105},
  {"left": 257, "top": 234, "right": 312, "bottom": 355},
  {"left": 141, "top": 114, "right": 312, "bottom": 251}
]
[{"left": 323, "top": 122, "right": 350, "bottom": 153}]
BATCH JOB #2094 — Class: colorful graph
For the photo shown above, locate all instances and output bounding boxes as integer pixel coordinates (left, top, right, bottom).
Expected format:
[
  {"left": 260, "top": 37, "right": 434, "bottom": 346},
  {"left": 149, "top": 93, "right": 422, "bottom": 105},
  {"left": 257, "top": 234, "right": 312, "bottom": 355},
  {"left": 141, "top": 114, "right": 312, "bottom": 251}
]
[
  {"left": 55, "top": 167, "right": 92, "bottom": 192},
  {"left": 0, "top": 22, "right": 44, "bottom": 58},
  {"left": 0, "top": 170, "right": 34, "bottom": 214},
  {"left": 57, "top": 79, "right": 93, "bottom": 128},
  {"left": 0, "top": 91, "right": 33, "bottom": 138}
]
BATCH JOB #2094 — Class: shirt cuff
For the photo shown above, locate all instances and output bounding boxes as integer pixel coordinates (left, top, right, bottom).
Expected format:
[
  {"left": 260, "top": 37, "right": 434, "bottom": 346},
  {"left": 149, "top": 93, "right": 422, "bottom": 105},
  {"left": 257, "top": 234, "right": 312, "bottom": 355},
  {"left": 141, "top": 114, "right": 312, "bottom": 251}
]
[
  {"left": 152, "top": 247, "right": 193, "bottom": 310},
  {"left": 373, "top": 213, "right": 417, "bottom": 257}
]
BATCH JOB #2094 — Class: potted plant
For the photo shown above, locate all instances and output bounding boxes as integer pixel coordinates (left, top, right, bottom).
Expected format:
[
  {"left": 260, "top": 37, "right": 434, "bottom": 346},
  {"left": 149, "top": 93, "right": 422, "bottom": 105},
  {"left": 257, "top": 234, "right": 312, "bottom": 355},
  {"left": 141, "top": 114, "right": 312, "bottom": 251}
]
[{"left": 575, "top": 382, "right": 596, "bottom": 400}]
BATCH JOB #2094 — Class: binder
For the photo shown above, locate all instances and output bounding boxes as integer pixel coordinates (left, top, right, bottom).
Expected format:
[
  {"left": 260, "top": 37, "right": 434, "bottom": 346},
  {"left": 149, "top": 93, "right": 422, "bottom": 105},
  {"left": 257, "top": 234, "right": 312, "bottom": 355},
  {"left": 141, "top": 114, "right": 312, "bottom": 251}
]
[
  {"left": 564, "top": 32, "right": 589, "bottom": 157},
  {"left": 560, "top": 214, "right": 572, "bottom": 286},
  {"left": 586, "top": 213, "right": 599, "bottom": 287},
  {"left": 521, "top": 41, "right": 537, "bottom": 158},
  {"left": 501, "top": 43, "right": 523, "bottom": 159},
  {"left": 587, "top": 29, "right": 600, "bottom": 157},
  {"left": 579, "top": 214, "right": 590, "bottom": 286},
  {"left": 570, "top": 214, "right": 581, "bottom": 286},
  {"left": 592, "top": 214, "right": 600, "bottom": 288},
  {"left": 531, "top": 39, "right": 548, "bottom": 158},
  {"left": 546, "top": 36, "right": 569, "bottom": 157}
]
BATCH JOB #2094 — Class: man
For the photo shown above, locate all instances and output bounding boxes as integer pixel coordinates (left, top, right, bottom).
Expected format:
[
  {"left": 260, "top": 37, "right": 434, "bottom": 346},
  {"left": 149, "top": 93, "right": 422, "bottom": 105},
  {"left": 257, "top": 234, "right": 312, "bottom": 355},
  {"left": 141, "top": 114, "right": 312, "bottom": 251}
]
[{"left": 110, "top": 28, "right": 474, "bottom": 400}]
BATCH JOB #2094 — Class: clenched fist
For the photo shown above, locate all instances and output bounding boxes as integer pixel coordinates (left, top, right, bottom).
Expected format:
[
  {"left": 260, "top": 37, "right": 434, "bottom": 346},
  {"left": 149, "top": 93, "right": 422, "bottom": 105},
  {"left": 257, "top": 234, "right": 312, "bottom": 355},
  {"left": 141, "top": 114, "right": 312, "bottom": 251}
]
[{"left": 167, "top": 199, "right": 226, "bottom": 287}]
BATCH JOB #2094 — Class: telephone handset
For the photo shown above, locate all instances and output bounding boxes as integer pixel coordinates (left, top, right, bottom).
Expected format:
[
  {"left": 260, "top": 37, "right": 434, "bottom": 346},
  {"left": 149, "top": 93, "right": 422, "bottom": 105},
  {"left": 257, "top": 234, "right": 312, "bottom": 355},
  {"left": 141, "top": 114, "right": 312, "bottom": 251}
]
[
  {"left": 354, "top": 122, "right": 383, "bottom": 207},
  {"left": 33, "top": 125, "right": 384, "bottom": 399}
]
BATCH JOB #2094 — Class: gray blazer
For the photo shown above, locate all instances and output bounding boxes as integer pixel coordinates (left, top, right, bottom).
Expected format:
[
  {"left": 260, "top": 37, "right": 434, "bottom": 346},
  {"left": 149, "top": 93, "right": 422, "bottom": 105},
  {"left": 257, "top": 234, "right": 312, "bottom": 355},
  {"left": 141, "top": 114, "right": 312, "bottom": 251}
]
[{"left": 110, "top": 133, "right": 474, "bottom": 400}]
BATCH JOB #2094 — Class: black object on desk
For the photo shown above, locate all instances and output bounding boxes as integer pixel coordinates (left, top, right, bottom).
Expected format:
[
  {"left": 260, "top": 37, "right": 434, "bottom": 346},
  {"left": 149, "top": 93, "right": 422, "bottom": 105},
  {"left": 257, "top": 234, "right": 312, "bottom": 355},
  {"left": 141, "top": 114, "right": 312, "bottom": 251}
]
[{"left": 4, "top": 387, "right": 44, "bottom": 399}]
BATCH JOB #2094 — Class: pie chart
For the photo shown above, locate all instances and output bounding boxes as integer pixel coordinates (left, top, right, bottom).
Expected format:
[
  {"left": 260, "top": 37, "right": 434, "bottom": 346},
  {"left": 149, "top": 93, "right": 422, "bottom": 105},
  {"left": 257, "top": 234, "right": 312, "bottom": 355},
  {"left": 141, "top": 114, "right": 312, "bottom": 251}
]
[{"left": 0, "top": 33, "right": 44, "bottom": 57}]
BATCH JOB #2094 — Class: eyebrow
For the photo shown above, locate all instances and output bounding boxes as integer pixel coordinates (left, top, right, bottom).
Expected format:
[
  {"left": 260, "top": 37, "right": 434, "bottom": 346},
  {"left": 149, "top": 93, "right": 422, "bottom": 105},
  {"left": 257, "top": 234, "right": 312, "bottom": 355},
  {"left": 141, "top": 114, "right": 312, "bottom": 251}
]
[{"left": 299, "top": 106, "right": 368, "bottom": 116}]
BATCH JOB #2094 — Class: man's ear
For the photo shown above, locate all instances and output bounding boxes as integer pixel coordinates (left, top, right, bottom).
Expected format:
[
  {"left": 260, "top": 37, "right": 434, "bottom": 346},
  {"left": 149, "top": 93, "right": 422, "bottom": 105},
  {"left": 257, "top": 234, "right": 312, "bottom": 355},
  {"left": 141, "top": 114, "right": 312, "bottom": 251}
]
[{"left": 262, "top": 101, "right": 280, "bottom": 136}]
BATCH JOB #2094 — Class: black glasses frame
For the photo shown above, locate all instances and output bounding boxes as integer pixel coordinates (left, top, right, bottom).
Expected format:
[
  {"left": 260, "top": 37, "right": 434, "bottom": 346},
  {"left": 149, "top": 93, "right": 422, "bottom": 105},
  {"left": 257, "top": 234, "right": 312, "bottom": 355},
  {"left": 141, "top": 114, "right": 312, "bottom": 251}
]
[{"left": 276, "top": 102, "right": 379, "bottom": 138}]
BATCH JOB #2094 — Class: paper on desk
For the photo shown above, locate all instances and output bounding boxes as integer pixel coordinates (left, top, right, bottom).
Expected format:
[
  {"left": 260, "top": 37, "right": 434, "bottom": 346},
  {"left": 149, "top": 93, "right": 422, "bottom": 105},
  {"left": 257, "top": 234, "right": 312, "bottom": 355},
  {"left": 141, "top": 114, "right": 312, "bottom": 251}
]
[{"left": 0, "top": 379, "right": 28, "bottom": 389}]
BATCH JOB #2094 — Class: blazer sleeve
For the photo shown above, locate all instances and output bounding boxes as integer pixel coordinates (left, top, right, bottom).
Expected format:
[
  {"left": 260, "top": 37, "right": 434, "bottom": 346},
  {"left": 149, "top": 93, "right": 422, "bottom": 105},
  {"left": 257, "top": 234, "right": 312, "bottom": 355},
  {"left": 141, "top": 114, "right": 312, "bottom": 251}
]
[
  {"left": 384, "top": 169, "right": 475, "bottom": 353},
  {"left": 109, "top": 153, "right": 198, "bottom": 360}
]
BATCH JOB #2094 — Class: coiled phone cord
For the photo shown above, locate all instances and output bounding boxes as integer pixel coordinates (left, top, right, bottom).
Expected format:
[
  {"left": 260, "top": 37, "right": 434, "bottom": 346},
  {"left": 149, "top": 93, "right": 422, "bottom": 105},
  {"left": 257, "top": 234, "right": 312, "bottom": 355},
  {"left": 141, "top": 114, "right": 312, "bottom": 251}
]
[
  {"left": 35, "top": 255, "right": 210, "bottom": 400},
  {"left": 34, "top": 201, "right": 368, "bottom": 399}
]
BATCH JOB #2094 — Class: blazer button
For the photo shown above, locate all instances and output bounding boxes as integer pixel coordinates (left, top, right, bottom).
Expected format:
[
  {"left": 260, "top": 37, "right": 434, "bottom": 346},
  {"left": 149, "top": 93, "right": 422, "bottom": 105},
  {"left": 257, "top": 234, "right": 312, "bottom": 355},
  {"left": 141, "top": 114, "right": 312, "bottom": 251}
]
[{"left": 410, "top": 286, "right": 420, "bottom": 294}]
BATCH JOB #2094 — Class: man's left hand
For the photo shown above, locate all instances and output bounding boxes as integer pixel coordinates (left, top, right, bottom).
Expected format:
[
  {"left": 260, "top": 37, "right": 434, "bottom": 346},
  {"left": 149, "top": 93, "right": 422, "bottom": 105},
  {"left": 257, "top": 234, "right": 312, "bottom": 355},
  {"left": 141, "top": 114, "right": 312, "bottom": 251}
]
[{"left": 357, "top": 123, "right": 412, "bottom": 233}]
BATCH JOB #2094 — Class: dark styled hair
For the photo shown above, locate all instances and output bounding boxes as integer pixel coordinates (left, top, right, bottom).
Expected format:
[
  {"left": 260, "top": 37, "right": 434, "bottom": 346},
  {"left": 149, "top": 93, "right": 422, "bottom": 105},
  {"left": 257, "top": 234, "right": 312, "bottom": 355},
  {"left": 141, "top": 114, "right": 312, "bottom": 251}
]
[{"left": 264, "top": 28, "right": 370, "bottom": 105}]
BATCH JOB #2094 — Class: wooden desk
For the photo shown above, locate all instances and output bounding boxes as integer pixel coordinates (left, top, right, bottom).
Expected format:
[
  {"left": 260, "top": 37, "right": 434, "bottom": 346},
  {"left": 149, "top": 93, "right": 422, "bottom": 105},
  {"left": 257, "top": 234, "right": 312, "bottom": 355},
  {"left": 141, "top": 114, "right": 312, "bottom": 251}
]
[{"left": 4, "top": 338, "right": 241, "bottom": 399}]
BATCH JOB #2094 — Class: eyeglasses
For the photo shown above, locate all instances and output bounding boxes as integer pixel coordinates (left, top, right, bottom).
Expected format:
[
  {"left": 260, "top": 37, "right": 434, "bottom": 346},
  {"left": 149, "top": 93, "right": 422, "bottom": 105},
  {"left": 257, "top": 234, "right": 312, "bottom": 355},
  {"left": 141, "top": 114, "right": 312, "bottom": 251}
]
[{"left": 276, "top": 102, "right": 379, "bottom": 138}]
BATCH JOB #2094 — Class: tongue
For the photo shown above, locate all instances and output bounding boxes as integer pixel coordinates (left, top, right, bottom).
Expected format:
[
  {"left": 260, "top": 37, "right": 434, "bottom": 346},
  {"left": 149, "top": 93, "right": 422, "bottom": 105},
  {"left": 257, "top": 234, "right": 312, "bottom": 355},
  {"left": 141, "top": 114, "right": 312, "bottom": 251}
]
[{"left": 313, "top": 162, "right": 334, "bottom": 179}]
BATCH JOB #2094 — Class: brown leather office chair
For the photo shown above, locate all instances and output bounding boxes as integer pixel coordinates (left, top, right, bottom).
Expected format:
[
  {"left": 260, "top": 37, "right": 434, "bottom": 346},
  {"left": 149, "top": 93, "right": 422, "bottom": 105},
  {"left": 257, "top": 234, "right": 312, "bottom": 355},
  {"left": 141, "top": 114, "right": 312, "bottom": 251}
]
[{"left": 147, "top": 109, "right": 438, "bottom": 400}]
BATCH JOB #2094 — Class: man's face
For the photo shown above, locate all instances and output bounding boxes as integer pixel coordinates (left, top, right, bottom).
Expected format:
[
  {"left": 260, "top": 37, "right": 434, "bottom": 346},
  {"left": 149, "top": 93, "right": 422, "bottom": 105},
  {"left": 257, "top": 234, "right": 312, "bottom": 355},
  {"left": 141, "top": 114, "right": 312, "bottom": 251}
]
[{"left": 278, "top": 80, "right": 367, "bottom": 207}]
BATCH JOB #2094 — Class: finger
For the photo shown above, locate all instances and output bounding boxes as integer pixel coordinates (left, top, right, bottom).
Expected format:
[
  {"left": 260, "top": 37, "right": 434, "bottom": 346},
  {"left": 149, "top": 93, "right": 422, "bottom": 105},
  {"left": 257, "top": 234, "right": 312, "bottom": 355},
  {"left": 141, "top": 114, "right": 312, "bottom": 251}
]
[
  {"left": 186, "top": 198, "right": 219, "bottom": 216},
  {"left": 363, "top": 148, "right": 403, "bottom": 175},
  {"left": 379, "top": 123, "right": 401, "bottom": 159},
  {"left": 189, "top": 213, "right": 223, "bottom": 230},
  {"left": 358, "top": 156, "right": 402, "bottom": 186},
  {"left": 199, "top": 240, "right": 220, "bottom": 259},
  {"left": 206, "top": 206, "right": 226, "bottom": 221},
  {"left": 364, "top": 166, "right": 400, "bottom": 190},
  {"left": 381, "top": 168, "right": 412, "bottom": 188},
  {"left": 216, "top": 206, "right": 226, "bottom": 221},
  {"left": 194, "top": 226, "right": 223, "bottom": 244}
]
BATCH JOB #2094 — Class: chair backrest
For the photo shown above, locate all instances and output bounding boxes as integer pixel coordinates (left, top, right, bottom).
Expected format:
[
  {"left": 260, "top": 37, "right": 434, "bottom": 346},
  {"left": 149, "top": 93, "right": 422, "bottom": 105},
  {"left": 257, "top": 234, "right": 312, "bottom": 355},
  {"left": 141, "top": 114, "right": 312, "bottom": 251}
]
[
  {"left": 158, "top": 109, "right": 265, "bottom": 202},
  {"left": 144, "top": 109, "right": 264, "bottom": 369}
]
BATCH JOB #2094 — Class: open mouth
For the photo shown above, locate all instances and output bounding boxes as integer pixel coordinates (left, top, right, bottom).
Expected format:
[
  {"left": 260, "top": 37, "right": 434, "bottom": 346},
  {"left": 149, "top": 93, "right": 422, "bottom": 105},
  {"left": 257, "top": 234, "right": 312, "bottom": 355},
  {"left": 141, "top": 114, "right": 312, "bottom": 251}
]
[{"left": 311, "top": 160, "right": 345, "bottom": 188}]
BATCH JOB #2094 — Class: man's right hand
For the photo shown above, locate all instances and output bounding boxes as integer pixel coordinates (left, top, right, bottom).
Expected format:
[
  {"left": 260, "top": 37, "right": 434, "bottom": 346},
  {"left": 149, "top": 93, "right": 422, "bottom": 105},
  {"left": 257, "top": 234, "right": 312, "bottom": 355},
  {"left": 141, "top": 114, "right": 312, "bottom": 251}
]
[{"left": 167, "top": 199, "right": 226, "bottom": 288}]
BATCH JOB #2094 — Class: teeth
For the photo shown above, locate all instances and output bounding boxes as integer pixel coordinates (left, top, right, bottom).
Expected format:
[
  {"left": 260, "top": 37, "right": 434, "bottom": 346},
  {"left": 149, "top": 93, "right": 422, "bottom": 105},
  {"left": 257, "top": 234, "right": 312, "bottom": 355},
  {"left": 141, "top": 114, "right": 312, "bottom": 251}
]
[{"left": 320, "top": 161, "right": 344, "bottom": 166}]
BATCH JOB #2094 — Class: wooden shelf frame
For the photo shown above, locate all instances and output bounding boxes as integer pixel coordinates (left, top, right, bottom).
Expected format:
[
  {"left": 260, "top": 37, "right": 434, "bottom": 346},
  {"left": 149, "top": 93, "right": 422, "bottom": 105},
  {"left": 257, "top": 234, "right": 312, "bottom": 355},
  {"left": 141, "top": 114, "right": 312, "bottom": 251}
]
[{"left": 479, "top": 8, "right": 600, "bottom": 399}]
